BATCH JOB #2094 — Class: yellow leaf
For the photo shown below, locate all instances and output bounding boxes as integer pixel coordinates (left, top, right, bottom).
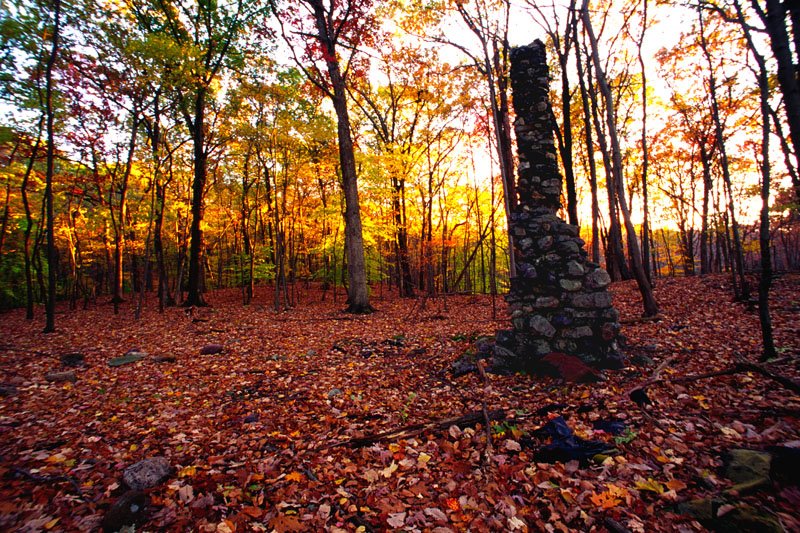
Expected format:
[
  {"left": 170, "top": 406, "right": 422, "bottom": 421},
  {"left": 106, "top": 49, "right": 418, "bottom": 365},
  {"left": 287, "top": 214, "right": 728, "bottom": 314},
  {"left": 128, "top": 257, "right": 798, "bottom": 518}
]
[
  {"left": 47, "top": 453, "right": 66, "bottom": 464},
  {"left": 129, "top": 444, "right": 139, "bottom": 452},
  {"left": 693, "top": 395, "right": 710, "bottom": 409},
  {"left": 381, "top": 461, "right": 398, "bottom": 478},
  {"left": 635, "top": 478, "right": 665, "bottom": 494},
  {"left": 285, "top": 471, "right": 304, "bottom": 482},
  {"left": 178, "top": 466, "right": 197, "bottom": 477},
  {"left": 43, "top": 517, "right": 60, "bottom": 529}
]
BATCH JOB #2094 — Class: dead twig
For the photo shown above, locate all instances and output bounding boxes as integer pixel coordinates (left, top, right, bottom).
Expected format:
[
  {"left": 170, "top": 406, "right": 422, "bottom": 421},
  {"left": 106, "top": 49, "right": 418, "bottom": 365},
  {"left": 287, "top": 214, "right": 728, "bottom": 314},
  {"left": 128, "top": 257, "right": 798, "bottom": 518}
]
[
  {"left": 11, "top": 467, "right": 85, "bottom": 500},
  {"left": 675, "top": 361, "right": 800, "bottom": 394},
  {"left": 317, "top": 409, "right": 506, "bottom": 450}
]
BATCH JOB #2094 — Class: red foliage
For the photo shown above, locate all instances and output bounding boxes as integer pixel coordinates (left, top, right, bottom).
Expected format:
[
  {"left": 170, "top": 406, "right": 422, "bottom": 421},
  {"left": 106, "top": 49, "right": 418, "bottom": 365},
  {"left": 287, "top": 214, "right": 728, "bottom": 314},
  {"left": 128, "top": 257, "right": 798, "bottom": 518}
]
[{"left": 0, "top": 275, "right": 798, "bottom": 531}]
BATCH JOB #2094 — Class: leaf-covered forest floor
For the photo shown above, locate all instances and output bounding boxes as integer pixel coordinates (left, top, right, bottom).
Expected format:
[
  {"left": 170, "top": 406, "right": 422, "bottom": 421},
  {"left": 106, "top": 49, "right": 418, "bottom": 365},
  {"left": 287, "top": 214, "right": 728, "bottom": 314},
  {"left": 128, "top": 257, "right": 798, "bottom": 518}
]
[{"left": 1, "top": 274, "right": 799, "bottom": 532}]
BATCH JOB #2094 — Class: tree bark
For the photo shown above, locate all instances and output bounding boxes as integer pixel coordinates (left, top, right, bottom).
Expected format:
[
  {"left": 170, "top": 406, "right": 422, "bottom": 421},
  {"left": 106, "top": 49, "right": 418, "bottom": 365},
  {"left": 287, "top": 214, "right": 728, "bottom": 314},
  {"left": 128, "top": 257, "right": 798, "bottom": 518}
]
[
  {"left": 309, "top": 0, "right": 373, "bottom": 313},
  {"left": 755, "top": 0, "right": 800, "bottom": 204},
  {"left": 735, "top": 0, "right": 776, "bottom": 359},
  {"left": 43, "top": 0, "right": 62, "bottom": 333},
  {"left": 184, "top": 89, "right": 208, "bottom": 307},
  {"left": 582, "top": 0, "right": 659, "bottom": 316},
  {"left": 698, "top": 9, "right": 750, "bottom": 301}
]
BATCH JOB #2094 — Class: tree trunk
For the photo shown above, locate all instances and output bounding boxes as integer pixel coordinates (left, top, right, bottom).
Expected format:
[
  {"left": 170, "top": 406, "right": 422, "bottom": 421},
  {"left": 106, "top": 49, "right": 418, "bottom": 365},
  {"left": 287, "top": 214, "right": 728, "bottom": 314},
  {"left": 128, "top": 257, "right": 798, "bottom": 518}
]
[
  {"left": 584, "top": 49, "right": 629, "bottom": 280},
  {"left": 43, "top": 0, "right": 62, "bottom": 333},
  {"left": 699, "top": 143, "right": 713, "bottom": 275},
  {"left": 21, "top": 120, "right": 43, "bottom": 320},
  {"left": 636, "top": 0, "right": 652, "bottom": 283},
  {"left": 574, "top": 22, "right": 601, "bottom": 264},
  {"left": 309, "top": 0, "right": 373, "bottom": 313},
  {"left": 698, "top": 9, "right": 750, "bottom": 301},
  {"left": 184, "top": 89, "right": 208, "bottom": 307},
  {"left": 582, "top": 0, "right": 658, "bottom": 316},
  {"left": 736, "top": 0, "right": 776, "bottom": 359},
  {"left": 757, "top": 0, "right": 800, "bottom": 204}
]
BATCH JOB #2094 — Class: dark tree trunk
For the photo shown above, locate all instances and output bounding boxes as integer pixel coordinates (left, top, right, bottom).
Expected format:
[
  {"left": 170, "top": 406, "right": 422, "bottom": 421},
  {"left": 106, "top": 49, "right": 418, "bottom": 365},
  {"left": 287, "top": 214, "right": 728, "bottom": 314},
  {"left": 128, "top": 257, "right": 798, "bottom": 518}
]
[
  {"left": 308, "top": 0, "right": 373, "bottom": 313},
  {"left": 184, "top": 90, "right": 208, "bottom": 307},
  {"left": 43, "top": 0, "right": 61, "bottom": 333},
  {"left": 757, "top": 0, "right": 800, "bottom": 204},
  {"left": 582, "top": 0, "right": 658, "bottom": 316}
]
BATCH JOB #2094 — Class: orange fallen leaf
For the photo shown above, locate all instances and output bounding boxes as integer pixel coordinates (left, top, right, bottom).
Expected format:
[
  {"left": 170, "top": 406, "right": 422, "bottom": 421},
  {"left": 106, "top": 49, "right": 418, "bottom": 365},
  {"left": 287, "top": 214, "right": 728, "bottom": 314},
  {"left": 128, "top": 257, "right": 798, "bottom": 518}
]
[
  {"left": 666, "top": 479, "right": 687, "bottom": 492},
  {"left": 285, "top": 471, "right": 304, "bottom": 482},
  {"left": 242, "top": 505, "right": 263, "bottom": 518}
]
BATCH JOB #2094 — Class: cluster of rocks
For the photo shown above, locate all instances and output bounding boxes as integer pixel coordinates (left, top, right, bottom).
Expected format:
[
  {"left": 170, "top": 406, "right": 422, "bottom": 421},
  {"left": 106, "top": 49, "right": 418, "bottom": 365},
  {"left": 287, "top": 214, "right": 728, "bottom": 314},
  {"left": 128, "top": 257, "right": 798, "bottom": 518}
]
[{"left": 492, "top": 40, "right": 622, "bottom": 372}]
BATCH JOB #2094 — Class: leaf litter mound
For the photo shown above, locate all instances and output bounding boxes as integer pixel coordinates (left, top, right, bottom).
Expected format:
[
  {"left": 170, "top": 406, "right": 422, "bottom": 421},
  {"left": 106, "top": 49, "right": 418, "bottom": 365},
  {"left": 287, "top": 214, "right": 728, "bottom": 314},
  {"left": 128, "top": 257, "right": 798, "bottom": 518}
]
[{"left": 1, "top": 274, "right": 799, "bottom": 532}]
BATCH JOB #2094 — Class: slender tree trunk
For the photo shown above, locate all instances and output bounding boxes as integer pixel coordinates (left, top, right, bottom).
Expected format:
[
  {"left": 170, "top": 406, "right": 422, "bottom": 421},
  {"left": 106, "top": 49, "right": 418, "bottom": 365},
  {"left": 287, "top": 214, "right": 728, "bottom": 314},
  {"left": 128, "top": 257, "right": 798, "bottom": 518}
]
[
  {"left": 392, "top": 177, "right": 414, "bottom": 297},
  {"left": 184, "top": 90, "right": 208, "bottom": 307},
  {"left": 43, "top": 0, "right": 61, "bottom": 333},
  {"left": 757, "top": 0, "right": 800, "bottom": 204},
  {"left": 309, "top": 0, "right": 372, "bottom": 313},
  {"left": 636, "top": 0, "right": 652, "bottom": 283},
  {"left": 585, "top": 49, "right": 629, "bottom": 279},
  {"left": 699, "top": 144, "right": 713, "bottom": 275},
  {"left": 22, "top": 121, "right": 43, "bottom": 320},
  {"left": 736, "top": 0, "right": 776, "bottom": 359},
  {"left": 582, "top": 0, "right": 658, "bottom": 316},
  {"left": 574, "top": 23, "right": 601, "bottom": 264},
  {"left": 698, "top": 9, "right": 750, "bottom": 300}
]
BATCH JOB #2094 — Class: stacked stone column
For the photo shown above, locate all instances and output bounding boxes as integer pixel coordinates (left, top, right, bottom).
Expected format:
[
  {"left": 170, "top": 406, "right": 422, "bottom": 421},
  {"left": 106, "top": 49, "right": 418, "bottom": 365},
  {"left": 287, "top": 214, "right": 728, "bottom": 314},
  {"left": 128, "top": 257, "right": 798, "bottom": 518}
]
[{"left": 495, "top": 40, "right": 622, "bottom": 369}]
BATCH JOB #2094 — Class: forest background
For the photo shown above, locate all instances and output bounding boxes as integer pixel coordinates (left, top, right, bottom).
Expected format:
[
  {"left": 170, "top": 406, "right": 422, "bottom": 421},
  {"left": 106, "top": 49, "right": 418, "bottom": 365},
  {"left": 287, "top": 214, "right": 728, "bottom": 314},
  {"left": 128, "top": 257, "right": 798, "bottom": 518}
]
[{"left": 1, "top": 0, "right": 799, "bottom": 329}]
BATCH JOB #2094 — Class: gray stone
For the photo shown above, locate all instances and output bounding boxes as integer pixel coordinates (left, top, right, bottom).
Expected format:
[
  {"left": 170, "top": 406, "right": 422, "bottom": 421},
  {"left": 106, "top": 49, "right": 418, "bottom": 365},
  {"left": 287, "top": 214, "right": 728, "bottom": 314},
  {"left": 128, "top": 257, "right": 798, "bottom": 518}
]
[
  {"left": 585, "top": 268, "right": 612, "bottom": 289},
  {"left": 200, "top": 344, "right": 224, "bottom": 355},
  {"left": 529, "top": 315, "right": 556, "bottom": 338},
  {"left": 60, "top": 352, "right": 86, "bottom": 367},
  {"left": 108, "top": 352, "right": 146, "bottom": 367},
  {"left": 571, "top": 292, "right": 612, "bottom": 309},
  {"left": 553, "top": 340, "right": 577, "bottom": 353},
  {"left": 534, "top": 296, "right": 560, "bottom": 308},
  {"left": 558, "top": 224, "right": 580, "bottom": 237},
  {"left": 563, "top": 326, "right": 594, "bottom": 339},
  {"left": 519, "top": 237, "right": 533, "bottom": 250},
  {"left": 123, "top": 457, "right": 171, "bottom": 491},
  {"left": 725, "top": 449, "right": 771, "bottom": 486},
  {"left": 536, "top": 236, "right": 554, "bottom": 250},
  {"left": 559, "top": 279, "right": 582, "bottom": 292},
  {"left": 45, "top": 370, "right": 77, "bottom": 383},
  {"left": 520, "top": 339, "right": 551, "bottom": 357},
  {"left": 602, "top": 308, "right": 620, "bottom": 321},
  {"left": 566, "top": 261, "right": 585, "bottom": 277},
  {"left": 556, "top": 240, "right": 581, "bottom": 255}
]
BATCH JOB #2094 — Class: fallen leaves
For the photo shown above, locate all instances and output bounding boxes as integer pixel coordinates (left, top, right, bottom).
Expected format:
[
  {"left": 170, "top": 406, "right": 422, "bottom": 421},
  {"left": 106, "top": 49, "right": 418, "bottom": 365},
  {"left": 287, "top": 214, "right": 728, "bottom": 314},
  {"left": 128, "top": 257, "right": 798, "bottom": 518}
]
[
  {"left": 0, "top": 275, "right": 798, "bottom": 531},
  {"left": 590, "top": 483, "right": 629, "bottom": 509}
]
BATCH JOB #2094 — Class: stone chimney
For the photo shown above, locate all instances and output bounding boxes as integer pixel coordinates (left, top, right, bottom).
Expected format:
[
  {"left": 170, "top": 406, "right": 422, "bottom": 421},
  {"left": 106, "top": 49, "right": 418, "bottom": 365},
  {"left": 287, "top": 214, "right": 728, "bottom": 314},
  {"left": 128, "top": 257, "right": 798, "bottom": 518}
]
[{"left": 493, "top": 40, "right": 622, "bottom": 370}]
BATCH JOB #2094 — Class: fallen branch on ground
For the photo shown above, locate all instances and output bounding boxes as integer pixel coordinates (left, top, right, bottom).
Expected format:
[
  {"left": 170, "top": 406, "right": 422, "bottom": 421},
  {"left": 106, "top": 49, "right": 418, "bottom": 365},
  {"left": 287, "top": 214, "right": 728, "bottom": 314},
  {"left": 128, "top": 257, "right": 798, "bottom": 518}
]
[
  {"left": 674, "top": 361, "right": 800, "bottom": 394},
  {"left": 627, "top": 357, "right": 800, "bottom": 401},
  {"left": 11, "top": 467, "right": 85, "bottom": 500},
  {"left": 318, "top": 409, "right": 506, "bottom": 450}
]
